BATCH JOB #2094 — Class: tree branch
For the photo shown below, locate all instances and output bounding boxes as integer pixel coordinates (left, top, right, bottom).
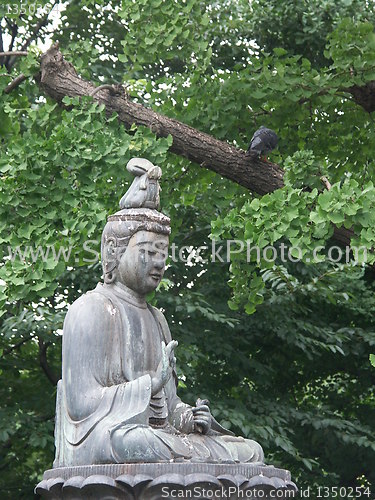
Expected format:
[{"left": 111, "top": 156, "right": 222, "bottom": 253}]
[
  {"left": 320, "top": 176, "right": 332, "bottom": 191},
  {"left": 37, "top": 44, "right": 284, "bottom": 194},
  {"left": 4, "top": 73, "right": 27, "bottom": 94},
  {"left": 36, "top": 44, "right": 355, "bottom": 247},
  {"left": 4, "top": 20, "right": 18, "bottom": 70},
  {"left": 38, "top": 337, "right": 59, "bottom": 386},
  {"left": 0, "top": 27, "right": 4, "bottom": 68},
  {"left": 0, "top": 51, "right": 28, "bottom": 57},
  {"left": 348, "top": 81, "right": 375, "bottom": 113},
  {"left": 3, "top": 335, "right": 34, "bottom": 356}
]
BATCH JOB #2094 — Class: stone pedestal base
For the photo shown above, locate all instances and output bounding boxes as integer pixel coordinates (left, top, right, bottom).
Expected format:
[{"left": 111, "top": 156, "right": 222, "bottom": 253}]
[{"left": 36, "top": 462, "right": 297, "bottom": 499}]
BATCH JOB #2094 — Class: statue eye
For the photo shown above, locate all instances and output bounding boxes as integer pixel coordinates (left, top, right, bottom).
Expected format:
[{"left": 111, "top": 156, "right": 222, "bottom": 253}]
[{"left": 139, "top": 248, "right": 156, "bottom": 256}]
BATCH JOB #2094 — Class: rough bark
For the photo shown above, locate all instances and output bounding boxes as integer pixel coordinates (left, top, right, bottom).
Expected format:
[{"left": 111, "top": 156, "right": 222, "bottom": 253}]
[
  {"left": 348, "top": 81, "right": 375, "bottom": 113},
  {"left": 36, "top": 43, "right": 354, "bottom": 246},
  {"left": 37, "top": 43, "right": 283, "bottom": 195}
]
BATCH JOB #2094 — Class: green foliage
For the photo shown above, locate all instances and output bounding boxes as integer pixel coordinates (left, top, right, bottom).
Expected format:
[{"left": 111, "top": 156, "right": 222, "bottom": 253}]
[
  {"left": 327, "top": 18, "right": 375, "bottom": 83},
  {"left": 18, "top": 47, "right": 42, "bottom": 78},
  {"left": 0, "top": 93, "right": 172, "bottom": 310},
  {"left": 55, "top": 1, "right": 129, "bottom": 81},
  {"left": 1, "top": 1, "right": 375, "bottom": 497},
  {"left": 118, "top": 0, "right": 212, "bottom": 74},
  {"left": 249, "top": 0, "right": 375, "bottom": 67},
  {"left": 284, "top": 150, "right": 328, "bottom": 190},
  {"left": 160, "top": 261, "right": 375, "bottom": 489}
]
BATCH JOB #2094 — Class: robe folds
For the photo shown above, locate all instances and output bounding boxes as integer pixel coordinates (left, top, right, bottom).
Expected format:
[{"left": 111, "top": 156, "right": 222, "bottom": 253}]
[{"left": 54, "top": 283, "right": 264, "bottom": 467}]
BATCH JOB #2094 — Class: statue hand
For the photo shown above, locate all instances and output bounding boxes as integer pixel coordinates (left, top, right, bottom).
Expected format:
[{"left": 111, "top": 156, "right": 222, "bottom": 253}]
[
  {"left": 192, "top": 398, "right": 211, "bottom": 435},
  {"left": 151, "top": 340, "right": 178, "bottom": 396},
  {"left": 164, "top": 340, "right": 178, "bottom": 368}
]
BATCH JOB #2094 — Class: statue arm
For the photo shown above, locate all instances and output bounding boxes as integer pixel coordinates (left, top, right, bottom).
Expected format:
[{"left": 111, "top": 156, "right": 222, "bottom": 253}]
[
  {"left": 150, "top": 306, "right": 195, "bottom": 433},
  {"left": 149, "top": 307, "right": 220, "bottom": 435},
  {"left": 168, "top": 392, "right": 195, "bottom": 434},
  {"left": 62, "top": 292, "right": 151, "bottom": 424}
]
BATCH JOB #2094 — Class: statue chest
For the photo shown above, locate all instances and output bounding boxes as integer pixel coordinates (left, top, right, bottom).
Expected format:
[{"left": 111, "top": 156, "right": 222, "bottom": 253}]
[
  {"left": 118, "top": 302, "right": 164, "bottom": 378},
  {"left": 117, "top": 301, "right": 169, "bottom": 423}
]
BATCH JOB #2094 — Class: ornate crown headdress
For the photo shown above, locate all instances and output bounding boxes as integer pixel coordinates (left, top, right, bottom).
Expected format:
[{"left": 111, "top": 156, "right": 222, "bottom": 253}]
[
  {"left": 101, "top": 158, "right": 170, "bottom": 282},
  {"left": 107, "top": 157, "right": 170, "bottom": 230}
]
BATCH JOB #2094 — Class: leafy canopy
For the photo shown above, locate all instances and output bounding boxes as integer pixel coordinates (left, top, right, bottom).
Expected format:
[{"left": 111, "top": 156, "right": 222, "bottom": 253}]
[{"left": 0, "top": 0, "right": 375, "bottom": 497}]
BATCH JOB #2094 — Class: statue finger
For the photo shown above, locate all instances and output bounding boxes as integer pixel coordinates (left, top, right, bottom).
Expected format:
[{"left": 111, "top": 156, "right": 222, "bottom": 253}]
[
  {"left": 161, "top": 341, "right": 167, "bottom": 357},
  {"left": 161, "top": 341, "right": 170, "bottom": 364},
  {"left": 192, "top": 405, "right": 210, "bottom": 414},
  {"left": 170, "top": 340, "right": 178, "bottom": 350},
  {"left": 193, "top": 407, "right": 210, "bottom": 414},
  {"left": 162, "top": 356, "right": 170, "bottom": 374},
  {"left": 166, "top": 340, "right": 178, "bottom": 356},
  {"left": 161, "top": 350, "right": 171, "bottom": 376},
  {"left": 193, "top": 412, "right": 210, "bottom": 421},
  {"left": 194, "top": 419, "right": 210, "bottom": 432},
  {"left": 161, "top": 366, "right": 171, "bottom": 386},
  {"left": 196, "top": 398, "right": 210, "bottom": 407},
  {"left": 192, "top": 414, "right": 210, "bottom": 423}
]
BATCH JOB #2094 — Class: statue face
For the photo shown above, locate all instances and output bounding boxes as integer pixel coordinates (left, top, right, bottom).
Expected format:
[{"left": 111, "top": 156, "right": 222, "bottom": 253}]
[{"left": 116, "top": 230, "right": 169, "bottom": 295}]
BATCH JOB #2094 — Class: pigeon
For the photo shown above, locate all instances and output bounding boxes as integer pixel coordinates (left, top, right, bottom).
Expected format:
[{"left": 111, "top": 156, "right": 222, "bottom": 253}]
[{"left": 246, "top": 126, "right": 278, "bottom": 159}]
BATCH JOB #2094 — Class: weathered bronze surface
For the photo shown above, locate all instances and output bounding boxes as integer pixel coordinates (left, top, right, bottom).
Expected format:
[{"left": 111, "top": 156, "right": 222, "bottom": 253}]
[{"left": 36, "top": 463, "right": 297, "bottom": 499}]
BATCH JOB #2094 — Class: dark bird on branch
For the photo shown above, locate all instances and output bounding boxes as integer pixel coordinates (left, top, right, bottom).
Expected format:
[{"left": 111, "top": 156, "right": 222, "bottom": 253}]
[{"left": 246, "top": 126, "right": 278, "bottom": 160}]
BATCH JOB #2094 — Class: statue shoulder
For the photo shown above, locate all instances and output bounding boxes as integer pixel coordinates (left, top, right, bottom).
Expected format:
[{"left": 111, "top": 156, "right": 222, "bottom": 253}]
[
  {"left": 65, "top": 284, "right": 121, "bottom": 329},
  {"left": 149, "top": 305, "right": 172, "bottom": 342},
  {"left": 149, "top": 304, "right": 167, "bottom": 322}
]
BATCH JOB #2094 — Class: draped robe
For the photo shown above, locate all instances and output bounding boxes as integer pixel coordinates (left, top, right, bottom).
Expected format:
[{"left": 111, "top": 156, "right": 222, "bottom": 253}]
[{"left": 54, "top": 283, "right": 264, "bottom": 467}]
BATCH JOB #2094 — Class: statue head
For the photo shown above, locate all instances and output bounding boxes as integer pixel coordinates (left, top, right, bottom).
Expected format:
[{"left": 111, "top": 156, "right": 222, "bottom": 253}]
[{"left": 101, "top": 158, "right": 170, "bottom": 292}]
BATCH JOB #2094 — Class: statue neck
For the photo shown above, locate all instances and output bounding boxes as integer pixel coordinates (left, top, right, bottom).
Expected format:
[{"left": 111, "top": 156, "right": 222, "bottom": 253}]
[{"left": 107, "top": 281, "right": 147, "bottom": 308}]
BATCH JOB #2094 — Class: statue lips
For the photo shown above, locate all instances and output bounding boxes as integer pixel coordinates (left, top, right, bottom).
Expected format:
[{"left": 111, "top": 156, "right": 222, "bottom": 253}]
[{"left": 149, "top": 272, "right": 162, "bottom": 281}]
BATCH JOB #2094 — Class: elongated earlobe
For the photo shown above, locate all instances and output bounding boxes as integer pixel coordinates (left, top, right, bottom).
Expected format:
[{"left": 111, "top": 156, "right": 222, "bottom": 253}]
[{"left": 104, "top": 270, "right": 116, "bottom": 284}]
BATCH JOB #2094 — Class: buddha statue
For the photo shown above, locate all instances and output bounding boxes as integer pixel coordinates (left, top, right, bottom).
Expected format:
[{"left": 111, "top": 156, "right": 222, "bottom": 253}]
[{"left": 54, "top": 158, "right": 264, "bottom": 467}]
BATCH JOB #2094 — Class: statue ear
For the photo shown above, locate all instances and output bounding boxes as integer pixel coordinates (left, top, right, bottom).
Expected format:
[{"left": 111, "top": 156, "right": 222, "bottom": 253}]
[{"left": 103, "top": 237, "right": 118, "bottom": 283}]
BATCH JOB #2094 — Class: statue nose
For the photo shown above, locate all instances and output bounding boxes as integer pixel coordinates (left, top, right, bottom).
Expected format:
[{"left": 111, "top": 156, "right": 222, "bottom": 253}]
[{"left": 154, "top": 258, "right": 165, "bottom": 269}]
